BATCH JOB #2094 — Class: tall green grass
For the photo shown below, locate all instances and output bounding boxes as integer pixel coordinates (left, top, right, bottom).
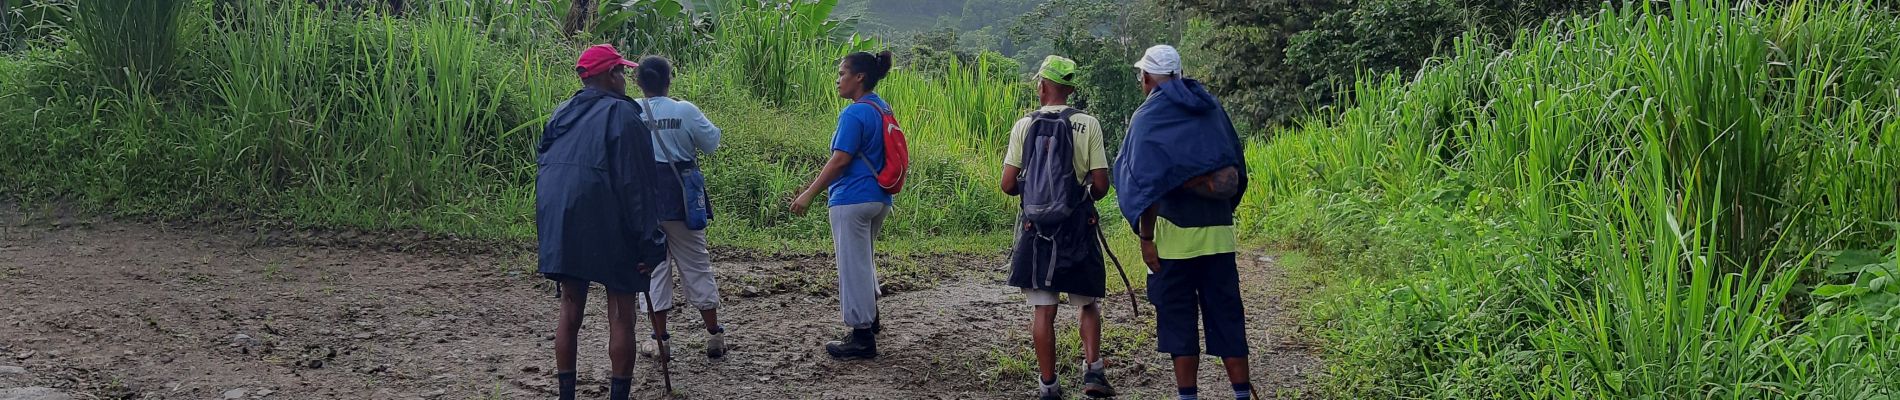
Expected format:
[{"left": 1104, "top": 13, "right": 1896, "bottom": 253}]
[
  {"left": 68, "top": 0, "right": 189, "bottom": 91},
  {"left": 0, "top": 0, "right": 1038, "bottom": 254},
  {"left": 1251, "top": 0, "right": 1899, "bottom": 397}
]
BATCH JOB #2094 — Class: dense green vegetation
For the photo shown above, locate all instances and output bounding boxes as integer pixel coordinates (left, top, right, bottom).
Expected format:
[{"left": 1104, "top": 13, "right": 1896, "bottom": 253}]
[
  {"left": 0, "top": 0, "right": 1032, "bottom": 255},
  {"left": 1251, "top": 0, "right": 1899, "bottom": 396},
  {"left": 1166, "top": 0, "right": 1621, "bottom": 129}
]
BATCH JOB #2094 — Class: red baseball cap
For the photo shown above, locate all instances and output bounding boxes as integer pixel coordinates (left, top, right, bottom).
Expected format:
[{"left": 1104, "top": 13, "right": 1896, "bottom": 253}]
[{"left": 576, "top": 44, "right": 638, "bottom": 79}]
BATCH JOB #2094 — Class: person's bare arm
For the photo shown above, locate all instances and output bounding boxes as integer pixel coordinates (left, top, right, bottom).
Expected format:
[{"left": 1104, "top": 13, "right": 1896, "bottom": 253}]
[
  {"left": 791, "top": 150, "right": 854, "bottom": 215},
  {"left": 1138, "top": 205, "right": 1159, "bottom": 273},
  {"left": 1087, "top": 169, "right": 1109, "bottom": 200},
  {"left": 1000, "top": 165, "right": 1023, "bottom": 196}
]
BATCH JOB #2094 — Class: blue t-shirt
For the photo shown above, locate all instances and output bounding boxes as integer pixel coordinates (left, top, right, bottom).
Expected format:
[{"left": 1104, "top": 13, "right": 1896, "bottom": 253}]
[{"left": 828, "top": 93, "right": 894, "bottom": 207}]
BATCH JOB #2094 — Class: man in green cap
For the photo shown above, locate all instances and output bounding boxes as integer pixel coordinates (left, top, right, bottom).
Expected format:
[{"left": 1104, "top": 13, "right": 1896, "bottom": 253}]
[{"left": 1000, "top": 55, "right": 1116, "bottom": 399}]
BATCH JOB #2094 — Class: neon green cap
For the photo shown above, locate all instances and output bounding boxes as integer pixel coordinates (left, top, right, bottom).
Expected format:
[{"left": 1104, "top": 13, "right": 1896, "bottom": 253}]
[{"left": 1038, "top": 55, "right": 1079, "bottom": 87}]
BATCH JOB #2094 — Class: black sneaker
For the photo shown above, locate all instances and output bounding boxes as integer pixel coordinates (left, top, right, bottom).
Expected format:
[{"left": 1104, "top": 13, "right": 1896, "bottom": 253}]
[
  {"left": 824, "top": 328, "right": 877, "bottom": 360},
  {"left": 1082, "top": 368, "right": 1116, "bottom": 398},
  {"left": 1038, "top": 384, "right": 1064, "bottom": 400}
]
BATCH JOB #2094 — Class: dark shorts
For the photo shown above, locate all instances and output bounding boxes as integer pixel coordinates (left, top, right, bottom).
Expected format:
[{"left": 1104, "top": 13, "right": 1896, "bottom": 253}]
[
  {"left": 1146, "top": 252, "right": 1249, "bottom": 357},
  {"left": 543, "top": 273, "right": 642, "bottom": 294}
]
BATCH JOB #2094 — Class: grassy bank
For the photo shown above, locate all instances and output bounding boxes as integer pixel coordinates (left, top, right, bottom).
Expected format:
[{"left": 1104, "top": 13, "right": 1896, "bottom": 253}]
[
  {"left": 1249, "top": 0, "right": 1899, "bottom": 397},
  {"left": 0, "top": 0, "right": 1048, "bottom": 257}
]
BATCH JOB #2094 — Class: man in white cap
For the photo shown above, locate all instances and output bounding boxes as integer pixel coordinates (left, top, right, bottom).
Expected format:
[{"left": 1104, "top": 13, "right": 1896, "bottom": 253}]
[{"left": 1115, "top": 44, "right": 1254, "bottom": 400}]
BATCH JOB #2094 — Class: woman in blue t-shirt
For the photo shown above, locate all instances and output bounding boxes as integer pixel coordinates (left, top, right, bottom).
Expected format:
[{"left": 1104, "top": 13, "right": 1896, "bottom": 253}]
[{"left": 790, "top": 50, "right": 895, "bottom": 360}]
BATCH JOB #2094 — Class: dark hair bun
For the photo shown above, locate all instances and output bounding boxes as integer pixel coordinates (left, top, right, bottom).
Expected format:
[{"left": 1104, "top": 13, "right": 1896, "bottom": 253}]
[
  {"left": 635, "top": 55, "right": 674, "bottom": 94},
  {"left": 844, "top": 50, "right": 896, "bottom": 91},
  {"left": 874, "top": 50, "right": 894, "bottom": 79}
]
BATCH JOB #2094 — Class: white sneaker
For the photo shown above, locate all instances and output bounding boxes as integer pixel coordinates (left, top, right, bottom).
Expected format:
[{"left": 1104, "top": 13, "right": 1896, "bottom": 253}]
[{"left": 639, "top": 338, "right": 671, "bottom": 361}]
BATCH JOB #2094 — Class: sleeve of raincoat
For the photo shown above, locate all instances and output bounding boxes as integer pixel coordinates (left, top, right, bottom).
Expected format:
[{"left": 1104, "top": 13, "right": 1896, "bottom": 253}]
[{"left": 609, "top": 102, "right": 668, "bottom": 267}]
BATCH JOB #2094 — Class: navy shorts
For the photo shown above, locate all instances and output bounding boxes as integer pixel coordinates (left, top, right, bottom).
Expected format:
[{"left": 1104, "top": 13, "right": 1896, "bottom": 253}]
[{"left": 1146, "top": 252, "right": 1249, "bottom": 358}]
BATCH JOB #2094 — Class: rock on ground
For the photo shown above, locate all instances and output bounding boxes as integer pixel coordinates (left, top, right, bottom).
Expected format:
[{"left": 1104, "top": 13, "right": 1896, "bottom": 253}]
[{"left": 0, "top": 387, "right": 74, "bottom": 400}]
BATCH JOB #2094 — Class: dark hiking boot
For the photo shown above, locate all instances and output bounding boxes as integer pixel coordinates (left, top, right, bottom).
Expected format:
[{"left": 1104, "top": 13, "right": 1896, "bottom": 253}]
[
  {"left": 872, "top": 317, "right": 884, "bottom": 335},
  {"left": 824, "top": 328, "right": 878, "bottom": 360},
  {"left": 705, "top": 332, "right": 728, "bottom": 359},
  {"left": 1038, "top": 383, "right": 1064, "bottom": 400},
  {"left": 1082, "top": 367, "right": 1116, "bottom": 398}
]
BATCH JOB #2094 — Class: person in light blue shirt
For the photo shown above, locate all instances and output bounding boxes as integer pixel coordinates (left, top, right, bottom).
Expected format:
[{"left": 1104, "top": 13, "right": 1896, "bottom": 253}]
[
  {"left": 790, "top": 50, "right": 897, "bottom": 360},
  {"left": 631, "top": 55, "right": 730, "bottom": 362}
]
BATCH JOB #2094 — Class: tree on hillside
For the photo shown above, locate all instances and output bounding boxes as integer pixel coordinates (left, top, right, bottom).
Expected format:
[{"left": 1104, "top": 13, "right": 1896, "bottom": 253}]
[
  {"left": 1167, "top": 0, "right": 1617, "bottom": 129},
  {"left": 1010, "top": 0, "right": 1182, "bottom": 150}
]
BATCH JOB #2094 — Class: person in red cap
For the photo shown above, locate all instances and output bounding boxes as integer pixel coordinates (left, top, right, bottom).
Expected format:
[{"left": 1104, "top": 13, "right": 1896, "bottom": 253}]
[{"left": 535, "top": 44, "right": 665, "bottom": 400}]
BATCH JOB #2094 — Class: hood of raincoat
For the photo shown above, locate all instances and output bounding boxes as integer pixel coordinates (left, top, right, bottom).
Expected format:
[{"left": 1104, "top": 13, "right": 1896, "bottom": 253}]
[{"left": 539, "top": 87, "right": 632, "bottom": 154}]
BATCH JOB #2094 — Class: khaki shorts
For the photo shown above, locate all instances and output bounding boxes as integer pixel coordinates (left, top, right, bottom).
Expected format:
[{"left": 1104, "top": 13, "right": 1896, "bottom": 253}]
[{"left": 1023, "top": 288, "right": 1099, "bottom": 307}]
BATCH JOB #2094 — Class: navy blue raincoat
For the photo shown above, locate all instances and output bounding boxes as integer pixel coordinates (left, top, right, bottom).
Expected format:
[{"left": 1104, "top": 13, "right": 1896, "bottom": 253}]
[
  {"left": 536, "top": 87, "right": 666, "bottom": 293},
  {"left": 1113, "top": 79, "right": 1248, "bottom": 232}
]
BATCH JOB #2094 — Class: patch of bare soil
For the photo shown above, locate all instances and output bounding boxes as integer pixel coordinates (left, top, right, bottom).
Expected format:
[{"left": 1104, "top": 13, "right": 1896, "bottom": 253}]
[{"left": 0, "top": 207, "right": 1319, "bottom": 399}]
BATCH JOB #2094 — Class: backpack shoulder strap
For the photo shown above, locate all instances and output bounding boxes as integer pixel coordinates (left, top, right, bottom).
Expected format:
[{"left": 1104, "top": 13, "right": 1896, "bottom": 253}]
[
  {"left": 855, "top": 99, "right": 890, "bottom": 117},
  {"left": 851, "top": 100, "right": 887, "bottom": 172},
  {"left": 1057, "top": 107, "right": 1083, "bottom": 121}
]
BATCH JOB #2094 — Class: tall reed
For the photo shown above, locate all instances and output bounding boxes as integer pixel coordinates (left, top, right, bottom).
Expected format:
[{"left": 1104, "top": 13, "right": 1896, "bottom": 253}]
[{"left": 69, "top": 0, "right": 188, "bottom": 91}]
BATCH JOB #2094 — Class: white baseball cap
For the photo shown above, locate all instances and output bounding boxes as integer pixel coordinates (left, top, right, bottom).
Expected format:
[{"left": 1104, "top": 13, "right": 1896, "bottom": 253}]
[{"left": 1134, "top": 45, "right": 1182, "bottom": 76}]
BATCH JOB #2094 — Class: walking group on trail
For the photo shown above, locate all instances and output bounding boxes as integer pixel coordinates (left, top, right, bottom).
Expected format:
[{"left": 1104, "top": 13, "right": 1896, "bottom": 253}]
[{"left": 534, "top": 42, "right": 1253, "bottom": 399}]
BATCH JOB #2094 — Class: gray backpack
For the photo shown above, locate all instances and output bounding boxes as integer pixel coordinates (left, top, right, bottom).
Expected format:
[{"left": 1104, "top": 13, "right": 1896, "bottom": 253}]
[{"left": 1019, "top": 108, "right": 1086, "bottom": 228}]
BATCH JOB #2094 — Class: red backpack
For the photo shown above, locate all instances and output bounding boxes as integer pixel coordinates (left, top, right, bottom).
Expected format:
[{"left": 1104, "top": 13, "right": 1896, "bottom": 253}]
[{"left": 855, "top": 100, "right": 910, "bottom": 194}]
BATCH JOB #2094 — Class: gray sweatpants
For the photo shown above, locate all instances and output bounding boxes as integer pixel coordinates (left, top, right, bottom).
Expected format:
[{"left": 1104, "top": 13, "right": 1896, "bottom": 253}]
[
  {"left": 829, "top": 202, "right": 889, "bottom": 329},
  {"left": 642, "top": 221, "right": 721, "bottom": 313}
]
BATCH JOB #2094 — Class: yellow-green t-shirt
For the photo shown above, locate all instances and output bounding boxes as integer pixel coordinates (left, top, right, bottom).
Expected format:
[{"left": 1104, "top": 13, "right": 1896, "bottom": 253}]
[
  {"left": 1154, "top": 217, "right": 1237, "bottom": 260},
  {"left": 1002, "top": 105, "right": 1110, "bottom": 184}
]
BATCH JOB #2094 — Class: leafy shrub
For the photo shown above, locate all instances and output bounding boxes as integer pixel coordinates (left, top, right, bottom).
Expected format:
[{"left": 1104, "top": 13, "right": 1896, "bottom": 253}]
[{"left": 1253, "top": 1, "right": 1900, "bottom": 397}]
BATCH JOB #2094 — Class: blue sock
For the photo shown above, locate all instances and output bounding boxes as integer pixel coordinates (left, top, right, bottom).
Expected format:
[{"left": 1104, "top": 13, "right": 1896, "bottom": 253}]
[
  {"left": 1233, "top": 382, "right": 1254, "bottom": 399},
  {"left": 556, "top": 372, "right": 577, "bottom": 400},
  {"left": 1178, "top": 386, "right": 1199, "bottom": 400},
  {"left": 609, "top": 377, "right": 632, "bottom": 400}
]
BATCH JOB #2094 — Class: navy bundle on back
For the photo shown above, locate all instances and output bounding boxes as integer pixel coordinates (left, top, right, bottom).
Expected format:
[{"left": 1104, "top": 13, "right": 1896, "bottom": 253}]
[{"left": 1112, "top": 77, "right": 1248, "bottom": 232}]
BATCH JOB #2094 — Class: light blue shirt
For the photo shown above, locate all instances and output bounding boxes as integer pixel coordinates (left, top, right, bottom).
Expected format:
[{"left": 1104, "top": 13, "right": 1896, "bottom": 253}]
[{"left": 638, "top": 97, "right": 721, "bottom": 163}]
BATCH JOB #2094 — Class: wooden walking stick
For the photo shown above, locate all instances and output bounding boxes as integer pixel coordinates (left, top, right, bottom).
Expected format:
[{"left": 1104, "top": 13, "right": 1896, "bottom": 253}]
[
  {"left": 1095, "top": 222, "right": 1142, "bottom": 316},
  {"left": 641, "top": 290, "right": 674, "bottom": 396}
]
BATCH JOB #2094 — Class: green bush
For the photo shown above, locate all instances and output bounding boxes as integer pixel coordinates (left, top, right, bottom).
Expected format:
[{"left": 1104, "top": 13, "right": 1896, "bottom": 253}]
[
  {"left": 1253, "top": 1, "right": 1900, "bottom": 397},
  {"left": 0, "top": 0, "right": 1040, "bottom": 253}
]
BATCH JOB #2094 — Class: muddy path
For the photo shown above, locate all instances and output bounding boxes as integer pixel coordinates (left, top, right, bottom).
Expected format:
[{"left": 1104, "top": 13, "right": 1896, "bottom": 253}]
[{"left": 0, "top": 207, "right": 1321, "bottom": 399}]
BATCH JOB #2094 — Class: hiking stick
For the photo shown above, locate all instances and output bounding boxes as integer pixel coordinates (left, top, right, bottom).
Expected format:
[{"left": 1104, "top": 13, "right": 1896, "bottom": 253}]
[
  {"left": 1095, "top": 223, "right": 1141, "bottom": 316},
  {"left": 641, "top": 290, "right": 674, "bottom": 396}
]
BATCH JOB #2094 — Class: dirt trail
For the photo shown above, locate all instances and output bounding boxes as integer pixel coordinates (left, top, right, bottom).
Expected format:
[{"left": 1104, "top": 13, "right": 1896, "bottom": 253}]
[{"left": 0, "top": 207, "right": 1320, "bottom": 399}]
